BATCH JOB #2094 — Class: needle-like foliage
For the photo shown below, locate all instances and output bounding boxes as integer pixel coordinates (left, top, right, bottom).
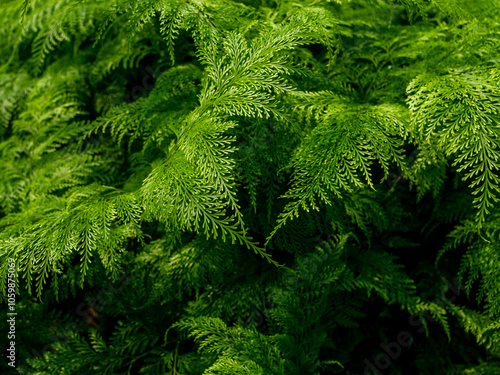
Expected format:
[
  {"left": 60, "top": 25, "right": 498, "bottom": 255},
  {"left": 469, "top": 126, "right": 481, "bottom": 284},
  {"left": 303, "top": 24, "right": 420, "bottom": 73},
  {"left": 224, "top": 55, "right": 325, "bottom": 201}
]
[{"left": 1, "top": 0, "right": 500, "bottom": 374}]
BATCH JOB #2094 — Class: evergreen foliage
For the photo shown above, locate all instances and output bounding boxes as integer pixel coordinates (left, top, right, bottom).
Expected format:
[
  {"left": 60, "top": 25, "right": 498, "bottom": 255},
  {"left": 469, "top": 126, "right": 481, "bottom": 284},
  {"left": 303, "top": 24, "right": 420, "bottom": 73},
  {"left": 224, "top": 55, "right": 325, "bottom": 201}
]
[{"left": 1, "top": 0, "right": 500, "bottom": 373}]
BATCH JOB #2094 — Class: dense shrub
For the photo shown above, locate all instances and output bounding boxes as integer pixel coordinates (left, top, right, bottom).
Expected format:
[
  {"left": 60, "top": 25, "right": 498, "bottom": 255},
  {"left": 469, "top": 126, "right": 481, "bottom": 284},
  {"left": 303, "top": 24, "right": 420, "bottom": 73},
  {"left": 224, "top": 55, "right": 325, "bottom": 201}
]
[{"left": 1, "top": 0, "right": 500, "bottom": 373}]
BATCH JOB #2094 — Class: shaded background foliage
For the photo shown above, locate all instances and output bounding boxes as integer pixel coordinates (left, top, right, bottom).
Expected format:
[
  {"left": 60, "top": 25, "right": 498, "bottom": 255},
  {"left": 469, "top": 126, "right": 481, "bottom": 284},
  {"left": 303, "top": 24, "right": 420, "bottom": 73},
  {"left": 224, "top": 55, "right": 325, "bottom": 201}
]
[{"left": 1, "top": 0, "right": 500, "bottom": 373}]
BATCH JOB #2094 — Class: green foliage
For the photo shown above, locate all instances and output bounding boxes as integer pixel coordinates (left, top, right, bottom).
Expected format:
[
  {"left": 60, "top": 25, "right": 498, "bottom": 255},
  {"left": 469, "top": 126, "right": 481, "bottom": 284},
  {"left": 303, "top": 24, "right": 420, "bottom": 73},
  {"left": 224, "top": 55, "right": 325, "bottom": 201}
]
[
  {"left": 1, "top": 0, "right": 500, "bottom": 374},
  {"left": 407, "top": 68, "right": 500, "bottom": 222}
]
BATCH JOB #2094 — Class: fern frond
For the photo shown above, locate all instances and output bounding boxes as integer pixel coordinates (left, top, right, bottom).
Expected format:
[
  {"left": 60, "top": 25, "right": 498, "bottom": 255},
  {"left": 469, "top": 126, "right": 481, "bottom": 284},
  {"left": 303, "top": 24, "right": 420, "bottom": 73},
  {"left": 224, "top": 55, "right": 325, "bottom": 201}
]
[
  {"left": 268, "top": 98, "right": 408, "bottom": 242},
  {"left": 407, "top": 68, "right": 500, "bottom": 223}
]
